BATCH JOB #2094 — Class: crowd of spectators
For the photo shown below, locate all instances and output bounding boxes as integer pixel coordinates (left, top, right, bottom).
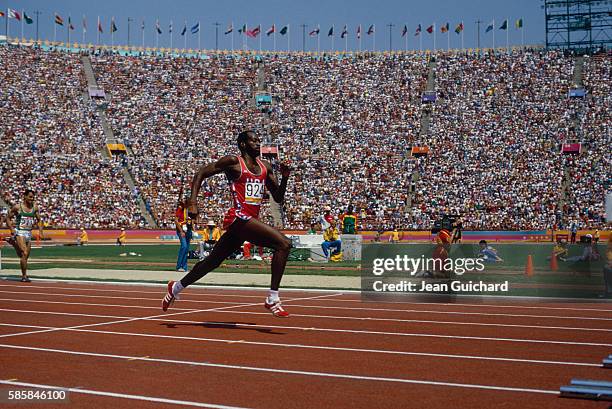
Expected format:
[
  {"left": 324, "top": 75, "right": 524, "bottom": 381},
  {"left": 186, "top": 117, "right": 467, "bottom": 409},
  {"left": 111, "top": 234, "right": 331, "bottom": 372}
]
[{"left": 2, "top": 44, "right": 610, "bottom": 231}]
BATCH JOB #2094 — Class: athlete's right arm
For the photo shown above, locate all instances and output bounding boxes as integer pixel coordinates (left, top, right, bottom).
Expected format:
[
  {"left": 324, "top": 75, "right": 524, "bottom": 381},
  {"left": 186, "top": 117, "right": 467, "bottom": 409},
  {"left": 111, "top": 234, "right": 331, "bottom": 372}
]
[
  {"left": 187, "top": 155, "right": 239, "bottom": 217},
  {"left": 5, "top": 206, "right": 18, "bottom": 234}
]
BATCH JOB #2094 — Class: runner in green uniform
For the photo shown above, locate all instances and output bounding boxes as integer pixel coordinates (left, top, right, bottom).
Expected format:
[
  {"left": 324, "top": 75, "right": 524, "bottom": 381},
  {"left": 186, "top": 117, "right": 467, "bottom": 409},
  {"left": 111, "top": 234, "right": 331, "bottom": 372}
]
[{"left": 5, "top": 190, "right": 43, "bottom": 282}]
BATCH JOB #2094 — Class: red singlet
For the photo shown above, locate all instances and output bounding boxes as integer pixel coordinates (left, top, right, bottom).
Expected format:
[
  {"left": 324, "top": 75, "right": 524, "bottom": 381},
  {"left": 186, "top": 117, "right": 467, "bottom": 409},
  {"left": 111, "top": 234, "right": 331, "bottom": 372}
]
[{"left": 223, "top": 156, "right": 267, "bottom": 229}]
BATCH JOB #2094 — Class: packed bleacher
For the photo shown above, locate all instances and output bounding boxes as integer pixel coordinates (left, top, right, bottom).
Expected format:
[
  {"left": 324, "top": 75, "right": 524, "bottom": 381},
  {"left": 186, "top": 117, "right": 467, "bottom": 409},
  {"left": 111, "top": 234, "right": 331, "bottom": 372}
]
[{"left": 1, "top": 44, "right": 610, "bottom": 231}]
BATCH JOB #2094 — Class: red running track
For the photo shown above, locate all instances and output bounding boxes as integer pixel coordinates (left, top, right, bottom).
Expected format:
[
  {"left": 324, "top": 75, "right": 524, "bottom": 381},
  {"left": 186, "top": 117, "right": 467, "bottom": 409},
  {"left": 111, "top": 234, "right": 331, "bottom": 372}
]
[{"left": 0, "top": 280, "right": 610, "bottom": 409}]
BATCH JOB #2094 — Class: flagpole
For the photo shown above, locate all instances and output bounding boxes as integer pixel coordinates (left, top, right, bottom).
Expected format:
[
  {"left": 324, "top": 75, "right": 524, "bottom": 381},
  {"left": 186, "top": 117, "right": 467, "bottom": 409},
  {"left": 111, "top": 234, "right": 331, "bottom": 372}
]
[
  {"left": 331, "top": 25, "right": 334, "bottom": 51},
  {"left": 521, "top": 22, "right": 524, "bottom": 48},
  {"left": 82, "top": 15, "right": 86, "bottom": 44},
  {"left": 142, "top": 20, "right": 145, "bottom": 48},
  {"left": 21, "top": 9, "right": 24, "bottom": 41},
  {"left": 259, "top": 25, "right": 262, "bottom": 53},
  {"left": 461, "top": 23, "right": 464, "bottom": 50},
  {"left": 492, "top": 18, "right": 495, "bottom": 50},
  {"left": 231, "top": 22, "right": 234, "bottom": 52},
  {"left": 433, "top": 24, "right": 436, "bottom": 51},
  {"left": 287, "top": 24, "right": 290, "bottom": 52},
  {"left": 373, "top": 26, "right": 376, "bottom": 52},
  {"left": 170, "top": 20, "right": 173, "bottom": 49},
  {"left": 184, "top": 20, "right": 187, "bottom": 49},
  {"left": 54, "top": 18, "right": 57, "bottom": 43},
  {"left": 506, "top": 17, "right": 509, "bottom": 52},
  {"left": 5, "top": 8, "right": 8, "bottom": 41},
  {"left": 273, "top": 24, "right": 276, "bottom": 52},
  {"left": 96, "top": 16, "right": 99, "bottom": 45},
  {"left": 111, "top": 17, "right": 114, "bottom": 47},
  {"left": 358, "top": 25, "right": 361, "bottom": 52},
  {"left": 68, "top": 16, "right": 71, "bottom": 45},
  {"left": 419, "top": 32, "right": 422, "bottom": 52},
  {"left": 317, "top": 25, "right": 320, "bottom": 54},
  {"left": 344, "top": 24, "right": 347, "bottom": 52},
  {"left": 198, "top": 21, "right": 201, "bottom": 50},
  {"left": 447, "top": 29, "right": 450, "bottom": 51}
]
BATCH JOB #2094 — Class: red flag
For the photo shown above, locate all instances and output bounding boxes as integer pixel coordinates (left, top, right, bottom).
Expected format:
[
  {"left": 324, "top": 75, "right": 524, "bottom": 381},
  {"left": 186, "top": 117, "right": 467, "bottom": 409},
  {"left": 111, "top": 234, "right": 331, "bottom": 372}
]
[
  {"left": 426, "top": 25, "right": 434, "bottom": 34},
  {"left": 246, "top": 25, "right": 260, "bottom": 38}
]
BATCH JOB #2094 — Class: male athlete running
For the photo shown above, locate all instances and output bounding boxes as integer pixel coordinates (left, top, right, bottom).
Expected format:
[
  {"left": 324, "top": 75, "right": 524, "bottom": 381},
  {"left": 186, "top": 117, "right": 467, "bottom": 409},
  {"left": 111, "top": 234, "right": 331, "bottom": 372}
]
[
  {"left": 162, "top": 130, "right": 292, "bottom": 317},
  {"left": 5, "top": 190, "right": 44, "bottom": 282}
]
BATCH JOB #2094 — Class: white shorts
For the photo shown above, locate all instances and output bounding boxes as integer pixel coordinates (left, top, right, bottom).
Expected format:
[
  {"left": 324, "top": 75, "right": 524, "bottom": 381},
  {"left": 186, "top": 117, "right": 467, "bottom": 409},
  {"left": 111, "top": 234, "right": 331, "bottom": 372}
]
[{"left": 15, "top": 229, "right": 32, "bottom": 242}]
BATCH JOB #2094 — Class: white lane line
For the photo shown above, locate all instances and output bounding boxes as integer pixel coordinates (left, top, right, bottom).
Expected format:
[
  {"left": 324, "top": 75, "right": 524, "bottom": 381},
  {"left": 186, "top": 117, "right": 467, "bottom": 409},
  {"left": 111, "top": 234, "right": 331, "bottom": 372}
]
[
  {"left": 281, "top": 303, "right": 612, "bottom": 321},
  {"left": 2, "top": 282, "right": 606, "bottom": 310},
  {"left": 0, "top": 329, "right": 599, "bottom": 367},
  {"left": 0, "top": 320, "right": 609, "bottom": 352},
  {"left": 2, "top": 284, "right": 612, "bottom": 313},
  {"left": 3, "top": 291, "right": 611, "bottom": 321},
  {"left": 0, "top": 379, "right": 251, "bottom": 409},
  {"left": 1, "top": 301, "right": 612, "bottom": 334},
  {"left": 0, "top": 346, "right": 559, "bottom": 395},
  {"left": 0, "top": 293, "right": 342, "bottom": 339},
  {"left": 1, "top": 308, "right": 611, "bottom": 347}
]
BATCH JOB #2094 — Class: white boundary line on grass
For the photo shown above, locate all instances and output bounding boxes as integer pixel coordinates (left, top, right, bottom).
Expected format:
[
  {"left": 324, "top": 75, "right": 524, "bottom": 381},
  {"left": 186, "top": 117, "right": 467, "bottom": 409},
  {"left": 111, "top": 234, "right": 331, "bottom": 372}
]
[
  {"left": 0, "top": 379, "right": 251, "bottom": 409},
  {"left": 0, "top": 293, "right": 342, "bottom": 339},
  {"left": 0, "top": 347, "right": 559, "bottom": 395}
]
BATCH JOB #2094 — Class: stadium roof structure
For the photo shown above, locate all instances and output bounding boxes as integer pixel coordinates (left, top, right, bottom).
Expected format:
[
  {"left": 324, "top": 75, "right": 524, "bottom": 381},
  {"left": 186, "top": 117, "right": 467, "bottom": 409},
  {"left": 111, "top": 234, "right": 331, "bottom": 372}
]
[{"left": 544, "top": 0, "right": 612, "bottom": 51}]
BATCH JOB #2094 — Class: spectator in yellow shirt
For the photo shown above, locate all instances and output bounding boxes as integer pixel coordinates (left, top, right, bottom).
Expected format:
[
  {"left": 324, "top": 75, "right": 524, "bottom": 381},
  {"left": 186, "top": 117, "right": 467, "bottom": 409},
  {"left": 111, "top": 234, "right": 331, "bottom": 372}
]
[
  {"left": 77, "top": 228, "right": 88, "bottom": 245},
  {"left": 199, "top": 221, "right": 222, "bottom": 259},
  {"left": 322, "top": 220, "right": 341, "bottom": 258},
  {"left": 116, "top": 228, "right": 127, "bottom": 246}
]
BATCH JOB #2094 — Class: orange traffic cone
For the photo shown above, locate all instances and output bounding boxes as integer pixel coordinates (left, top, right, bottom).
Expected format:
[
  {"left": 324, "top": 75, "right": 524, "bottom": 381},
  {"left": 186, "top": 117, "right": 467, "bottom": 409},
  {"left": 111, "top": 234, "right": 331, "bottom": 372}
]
[
  {"left": 550, "top": 252, "right": 558, "bottom": 272},
  {"left": 525, "top": 255, "right": 534, "bottom": 277}
]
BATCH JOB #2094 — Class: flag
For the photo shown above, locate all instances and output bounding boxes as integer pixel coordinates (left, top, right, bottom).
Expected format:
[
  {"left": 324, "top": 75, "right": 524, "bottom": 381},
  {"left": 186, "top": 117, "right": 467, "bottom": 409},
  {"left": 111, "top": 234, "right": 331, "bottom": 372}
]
[
  {"left": 455, "top": 22, "right": 464, "bottom": 34},
  {"left": 499, "top": 20, "right": 508, "bottom": 30},
  {"left": 309, "top": 27, "right": 320, "bottom": 36},
  {"left": 367, "top": 24, "right": 374, "bottom": 35},
  {"left": 54, "top": 13, "right": 63, "bottom": 25},
  {"left": 225, "top": 23, "right": 233, "bottom": 34},
  {"left": 279, "top": 25, "right": 288, "bottom": 35},
  {"left": 141, "top": 20, "right": 144, "bottom": 30},
  {"left": 246, "top": 25, "right": 260, "bottom": 38},
  {"left": 8, "top": 9, "right": 21, "bottom": 21},
  {"left": 515, "top": 18, "right": 523, "bottom": 29},
  {"left": 24, "top": 12, "right": 33, "bottom": 24},
  {"left": 327, "top": 26, "right": 333, "bottom": 36},
  {"left": 98, "top": 18, "right": 103, "bottom": 33},
  {"left": 238, "top": 24, "right": 246, "bottom": 34},
  {"left": 69, "top": 16, "right": 75, "bottom": 30},
  {"left": 181, "top": 24, "right": 186, "bottom": 36},
  {"left": 111, "top": 18, "right": 117, "bottom": 33},
  {"left": 83, "top": 16, "right": 88, "bottom": 32},
  {"left": 0, "top": 11, "right": 4, "bottom": 18},
  {"left": 356, "top": 25, "right": 361, "bottom": 39},
  {"left": 341, "top": 25, "right": 348, "bottom": 38},
  {"left": 169, "top": 21, "right": 173, "bottom": 33},
  {"left": 266, "top": 24, "right": 275, "bottom": 36},
  {"left": 426, "top": 24, "right": 434, "bottom": 34},
  {"left": 485, "top": 21, "right": 494, "bottom": 32},
  {"left": 415, "top": 24, "right": 421, "bottom": 36},
  {"left": 156, "top": 20, "right": 163, "bottom": 34},
  {"left": 191, "top": 22, "right": 199, "bottom": 34},
  {"left": 401, "top": 25, "right": 407, "bottom": 37},
  {"left": 440, "top": 23, "right": 449, "bottom": 33}
]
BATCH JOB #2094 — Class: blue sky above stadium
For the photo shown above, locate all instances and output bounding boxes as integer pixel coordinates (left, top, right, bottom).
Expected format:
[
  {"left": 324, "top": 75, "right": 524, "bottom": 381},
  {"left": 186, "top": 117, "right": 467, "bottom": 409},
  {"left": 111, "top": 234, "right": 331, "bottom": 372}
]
[{"left": 3, "top": 0, "right": 544, "bottom": 51}]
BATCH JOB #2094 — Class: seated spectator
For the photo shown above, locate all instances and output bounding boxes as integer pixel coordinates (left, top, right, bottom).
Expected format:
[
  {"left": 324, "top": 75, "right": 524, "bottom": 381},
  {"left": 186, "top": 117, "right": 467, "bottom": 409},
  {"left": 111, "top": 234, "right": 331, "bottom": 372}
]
[
  {"left": 116, "top": 228, "right": 127, "bottom": 246},
  {"left": 322, "top": 220, "right": 342, "bottom": 259},
  {"left": 478, "top": 240, "right": 503, "bottom": 263},
  {"left": 77, "top": 228, "right": 88, "bottom": 245}
]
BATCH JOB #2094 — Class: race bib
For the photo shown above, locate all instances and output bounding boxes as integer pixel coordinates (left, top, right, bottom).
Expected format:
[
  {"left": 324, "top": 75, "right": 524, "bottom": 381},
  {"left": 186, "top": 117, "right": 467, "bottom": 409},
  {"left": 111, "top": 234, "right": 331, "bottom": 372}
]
[
  {"left": 245, "top": 179, "right": 264, "bottom": 205},
  {"left": 20, "top": 216, "right": 35, "bottom": 229}
]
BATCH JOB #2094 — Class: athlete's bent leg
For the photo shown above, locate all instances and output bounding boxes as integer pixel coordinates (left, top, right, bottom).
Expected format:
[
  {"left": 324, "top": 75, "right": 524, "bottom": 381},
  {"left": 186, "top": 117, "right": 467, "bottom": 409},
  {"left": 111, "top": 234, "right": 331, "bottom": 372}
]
[
  {"left": 179, "top": 230, "right": 243, "bottom": 288},
  {"left": 237, "top": 218, "right": 291, "bottom": 291},
  {"left": 15, "top": 237, "right": 30, "bottom": 280}
]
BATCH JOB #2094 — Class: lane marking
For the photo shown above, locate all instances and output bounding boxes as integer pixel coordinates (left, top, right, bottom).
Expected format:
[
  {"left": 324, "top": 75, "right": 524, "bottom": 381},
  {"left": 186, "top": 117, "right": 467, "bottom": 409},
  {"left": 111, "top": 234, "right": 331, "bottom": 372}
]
[
  {"left": 3, "top": 292, "right": 611, "bottom": 321},
  {"left": 0, "top": 293, "right": 343, "bottom": 339},
  {"left": 2, "top": 283, "right": 612, "bottom": 312},
  {"left": 0, "top": 323, "right": 607, "bottom": 363},
  {"left": 0, "top": 347, "right": 559, "bottom": 395},
  {"left": 0, "top": 379, "right": 251, "bottom": 409}
]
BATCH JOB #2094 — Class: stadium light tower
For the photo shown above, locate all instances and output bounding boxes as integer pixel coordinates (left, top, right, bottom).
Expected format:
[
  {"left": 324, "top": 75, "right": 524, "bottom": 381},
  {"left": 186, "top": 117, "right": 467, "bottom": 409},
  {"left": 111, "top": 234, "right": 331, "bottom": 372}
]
[{"left": 544, "top": 0, "right": 612, "bottom": 51}]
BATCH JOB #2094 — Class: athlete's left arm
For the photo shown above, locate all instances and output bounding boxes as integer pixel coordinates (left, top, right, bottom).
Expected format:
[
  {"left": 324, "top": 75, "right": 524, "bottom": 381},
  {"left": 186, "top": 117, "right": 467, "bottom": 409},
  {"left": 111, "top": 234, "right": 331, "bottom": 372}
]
[{"left": 264, "top": 161, "right": 291, "bottom": 203}]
